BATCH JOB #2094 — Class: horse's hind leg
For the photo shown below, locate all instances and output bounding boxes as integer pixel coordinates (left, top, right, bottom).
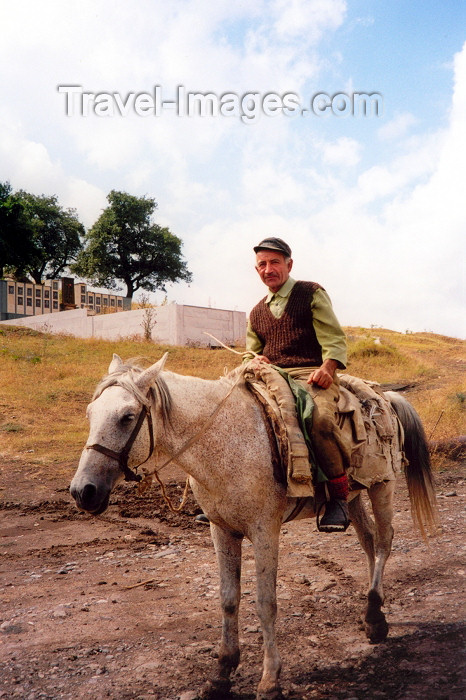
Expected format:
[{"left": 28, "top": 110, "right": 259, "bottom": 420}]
[
  {"left": 201, "top": 524, "right": 242, "bottom": 699},
  {"left": 349, "top": 492, "right": 376, "bottom": 580},
  {"left": 366, "top": 481, "right": 394, "bottom": 642},
  {"left": 350, "top": 482, "right": 394, "bottom": 643}
]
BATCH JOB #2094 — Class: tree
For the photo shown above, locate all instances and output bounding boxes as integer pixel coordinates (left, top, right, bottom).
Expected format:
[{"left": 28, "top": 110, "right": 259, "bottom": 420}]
[
  {"left": 15, "top": 191, "right": 84, "bottom": 283},
  {"left": 72, "top": 190, "right": 192, "bottom": 298},
  {"left": 0, "top": 182, "right": 36, "bottom": 279}
]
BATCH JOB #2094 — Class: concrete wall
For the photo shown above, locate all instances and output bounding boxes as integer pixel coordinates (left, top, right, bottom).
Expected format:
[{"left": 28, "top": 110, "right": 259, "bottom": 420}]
[
  {"left": 0, "top": 304, "right": 246, "bottom": 347},
  {"left": 0, "top": 308, "right": 91, "bottom": 336}
]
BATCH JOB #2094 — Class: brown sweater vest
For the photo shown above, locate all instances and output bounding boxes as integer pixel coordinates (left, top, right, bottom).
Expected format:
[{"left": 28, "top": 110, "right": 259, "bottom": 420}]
[{"left": 249, "top": 281, "right": 323, "bottom": 368}]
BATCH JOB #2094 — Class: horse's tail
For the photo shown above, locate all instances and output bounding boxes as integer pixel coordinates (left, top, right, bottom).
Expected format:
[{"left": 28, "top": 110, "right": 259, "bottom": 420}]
[{"left": 386, "top": 391, "right": 439, "bottom": 538}]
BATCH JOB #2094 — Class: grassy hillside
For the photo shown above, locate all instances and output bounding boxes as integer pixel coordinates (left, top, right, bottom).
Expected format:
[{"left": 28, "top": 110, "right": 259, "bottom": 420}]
[{"left": 0, "top": 325, "right": 464, "bottom": 474}]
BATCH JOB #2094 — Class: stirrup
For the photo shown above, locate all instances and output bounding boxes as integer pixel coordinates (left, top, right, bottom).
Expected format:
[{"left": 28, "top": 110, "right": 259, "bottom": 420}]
[{"left": 316, "top": 499, "right": 350, "bottom": 533}]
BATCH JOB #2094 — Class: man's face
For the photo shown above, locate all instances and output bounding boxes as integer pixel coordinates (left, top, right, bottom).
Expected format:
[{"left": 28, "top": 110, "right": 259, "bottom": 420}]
[{"left": 255, "top": 250, "right": 293, "bottom": 293}]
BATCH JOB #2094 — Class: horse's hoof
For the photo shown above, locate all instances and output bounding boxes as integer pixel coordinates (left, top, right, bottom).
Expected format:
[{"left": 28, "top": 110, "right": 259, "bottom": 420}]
[
  {"left": 365, "top": 618, "right": 389, "bottom": 644},
  {"left": 256, "top": 684, "right": 283, "bottom": 699},
  {"left": 200, "top": 678, "right": 232, "bottom": 699}
]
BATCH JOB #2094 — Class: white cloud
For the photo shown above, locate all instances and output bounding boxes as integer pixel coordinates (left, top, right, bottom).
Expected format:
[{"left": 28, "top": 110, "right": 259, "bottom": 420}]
[
  {"left": 378, "top": 112, "right": 418, "bottom": 140},
  {"left": 319, "top": 136, "right": 361, "bottom": 167},
  {"left": 271, "top": 0, "right": 346, "bottom": 42},
  {"left": 355, "top": 132, "right": 441, "bottom": 204},
  {"left": 0, "top": 110, "right": 106, "bottom": 226},
  {"left": 0, "top": 4, "right": 464, "bottom": 338},
  {"left": 304, "top": 43, "right": 466, "bottom": 336}
]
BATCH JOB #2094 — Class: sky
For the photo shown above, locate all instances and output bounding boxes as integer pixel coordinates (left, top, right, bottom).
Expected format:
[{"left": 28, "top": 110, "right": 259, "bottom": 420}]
[{"left": 1, "top": 0, "right": 465, "bottom": 339}]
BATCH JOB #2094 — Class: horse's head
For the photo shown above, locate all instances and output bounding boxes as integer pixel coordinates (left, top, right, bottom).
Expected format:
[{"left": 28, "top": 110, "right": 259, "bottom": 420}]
[{"left": 70, "top": 352, "right": 168, "bottom": 514}]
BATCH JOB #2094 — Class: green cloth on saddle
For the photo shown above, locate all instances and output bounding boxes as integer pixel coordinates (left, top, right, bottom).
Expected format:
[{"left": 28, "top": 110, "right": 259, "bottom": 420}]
[{"left": 273, "top": 366, "right": 327, "bottom": 484}]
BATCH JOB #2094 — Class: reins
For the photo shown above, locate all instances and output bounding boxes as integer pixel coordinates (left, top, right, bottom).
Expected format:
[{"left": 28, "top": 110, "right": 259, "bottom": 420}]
[
  {"left": 87, "top": 364, "right": 247, "bottom": 514},
  {"left": 149, "top": 365, "right": 247, "bottom": 513},
  {"left": 155, "top": 366, "right": 246, "bottom": 474}
]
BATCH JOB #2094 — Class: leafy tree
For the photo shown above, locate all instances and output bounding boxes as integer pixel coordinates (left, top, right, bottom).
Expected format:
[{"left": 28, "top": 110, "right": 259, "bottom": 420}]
[
  {"left": 72, "top": 190, "right": 192, "bottom": 298},
  {"left": 15, "top": 191, "right": 84, "bottom": 283},
  {"left": 0, "top": 182, "right": 36, "bottom": 279}
]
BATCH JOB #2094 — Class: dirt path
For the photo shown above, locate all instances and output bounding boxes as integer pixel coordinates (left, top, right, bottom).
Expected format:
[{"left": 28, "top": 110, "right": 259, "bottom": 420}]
[{"left": 1, "top": 464, "right": 464, "bottom": 700}]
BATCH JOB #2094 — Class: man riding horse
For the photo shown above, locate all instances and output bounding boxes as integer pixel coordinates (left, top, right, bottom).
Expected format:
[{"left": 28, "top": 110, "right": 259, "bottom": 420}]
[{"left": 245, "top": 237, "right": 351, "bottom": 532}]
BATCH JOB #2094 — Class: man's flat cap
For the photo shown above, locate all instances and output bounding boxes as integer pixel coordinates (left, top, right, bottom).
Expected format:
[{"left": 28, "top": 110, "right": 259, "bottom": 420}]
[{"left": 253, "top": 237, "right": 292, "bottom": 257}]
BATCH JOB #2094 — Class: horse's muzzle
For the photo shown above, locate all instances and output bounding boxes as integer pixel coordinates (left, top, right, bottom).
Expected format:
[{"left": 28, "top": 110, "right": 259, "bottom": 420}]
[{"left": 70, "top": 481, "right": 110, "bottom": 515}]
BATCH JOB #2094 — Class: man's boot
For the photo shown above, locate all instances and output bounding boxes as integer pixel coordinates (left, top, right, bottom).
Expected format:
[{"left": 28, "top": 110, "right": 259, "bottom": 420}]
[
  {"left": 318, "top": 474, "right": 350, "bottom": 532},
  {"left": 195, "top": 513, "right": 210, "bottom": 524}
]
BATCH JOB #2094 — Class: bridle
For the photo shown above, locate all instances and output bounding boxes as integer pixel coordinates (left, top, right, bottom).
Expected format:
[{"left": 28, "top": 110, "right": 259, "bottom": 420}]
[
  {"left": 85, "top": 392, "right": 154, "bottom": 483},
  {"left": 84, "top": 365, "right": 245, "bottom": 488}
]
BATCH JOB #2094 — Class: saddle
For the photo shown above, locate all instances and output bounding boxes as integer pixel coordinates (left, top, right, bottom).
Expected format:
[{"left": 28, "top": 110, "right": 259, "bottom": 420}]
[{"left": 244, "top": 363, "right": 406, "bottom": 498}]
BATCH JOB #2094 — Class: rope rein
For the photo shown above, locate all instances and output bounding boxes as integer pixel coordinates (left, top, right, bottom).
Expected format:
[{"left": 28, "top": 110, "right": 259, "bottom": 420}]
[
  {"left": 148, "top": 361, "right": 248, "bottom": 514},
  {"left": 150, "top": 470, "right": 191, "bottom": 514}
]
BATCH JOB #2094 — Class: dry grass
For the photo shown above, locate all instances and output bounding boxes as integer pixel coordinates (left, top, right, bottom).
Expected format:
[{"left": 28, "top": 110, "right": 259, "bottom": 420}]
[
  {"left": 346, "top": 337, "right": 433, "bottom": 383},
  {"left": 0, "top": 326, "right": 240, "bottom": 465},
  {"left": 345, "top": 328, "right": 465, "bottom": 452},
  {"left": 0, "top": 325, "right": 464, "bottom": 472}
]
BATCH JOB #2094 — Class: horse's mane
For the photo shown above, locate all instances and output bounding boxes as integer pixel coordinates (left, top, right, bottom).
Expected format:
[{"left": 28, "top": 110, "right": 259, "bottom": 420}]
[
  {"left": 92, "top": 359, "right": 246, "bottom": 426},
  {"left": 93, "top": 359, "right": 172, "bottom": 422}
]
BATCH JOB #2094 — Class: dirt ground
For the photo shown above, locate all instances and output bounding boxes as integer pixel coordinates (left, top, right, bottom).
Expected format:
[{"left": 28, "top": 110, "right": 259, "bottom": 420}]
[{"left": 0, "top": 458, "right": 464, "bottom": 700}]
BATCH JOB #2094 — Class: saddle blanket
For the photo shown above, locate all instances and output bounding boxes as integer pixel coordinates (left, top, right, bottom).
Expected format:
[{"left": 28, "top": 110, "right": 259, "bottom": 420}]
[{"left": 244, "top": 364, "right": 406, "bottom": 498}]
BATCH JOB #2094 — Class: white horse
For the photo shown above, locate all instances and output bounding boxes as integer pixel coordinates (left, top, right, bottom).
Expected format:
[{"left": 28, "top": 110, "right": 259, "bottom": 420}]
[{"left": 70, "top": 354, "right": 438, "bottom": 700}]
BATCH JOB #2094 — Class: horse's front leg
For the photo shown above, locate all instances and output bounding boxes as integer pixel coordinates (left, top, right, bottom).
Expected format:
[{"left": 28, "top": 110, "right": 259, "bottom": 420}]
[
  {"left": 252, "top": 526, "right": 282, "bottom": 700},
  {"left": 201, "top": 523, "right": 243, "bottom": 699}
]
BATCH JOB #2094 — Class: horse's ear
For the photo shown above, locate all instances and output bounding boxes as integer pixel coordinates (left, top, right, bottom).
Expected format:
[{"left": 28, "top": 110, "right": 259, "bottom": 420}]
[
  {"left": 108, "top": 353, "right": 123, "bottom": 374},
  {"left": 134, "top": 352, "right": 169, "bottom": 391}
]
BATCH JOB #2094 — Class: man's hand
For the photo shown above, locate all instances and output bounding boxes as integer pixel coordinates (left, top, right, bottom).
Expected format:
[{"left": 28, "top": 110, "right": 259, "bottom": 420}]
[
  {"left": 250, "top": 354, "right": 272, "bottom": 369},
  {"left": 307, "top": 359, "right": 338, "bottom": 389}
]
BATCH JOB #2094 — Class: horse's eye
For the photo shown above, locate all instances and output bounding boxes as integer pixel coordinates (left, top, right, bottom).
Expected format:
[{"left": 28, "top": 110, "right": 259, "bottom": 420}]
[{"left": 121, "top": 413, "right": 135, "bottom": 424}]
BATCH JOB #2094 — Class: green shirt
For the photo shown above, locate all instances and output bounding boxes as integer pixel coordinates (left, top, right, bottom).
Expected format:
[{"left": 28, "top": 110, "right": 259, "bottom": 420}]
[{"left": 245, "top": 277, "right": 347, "bottom": 368}]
